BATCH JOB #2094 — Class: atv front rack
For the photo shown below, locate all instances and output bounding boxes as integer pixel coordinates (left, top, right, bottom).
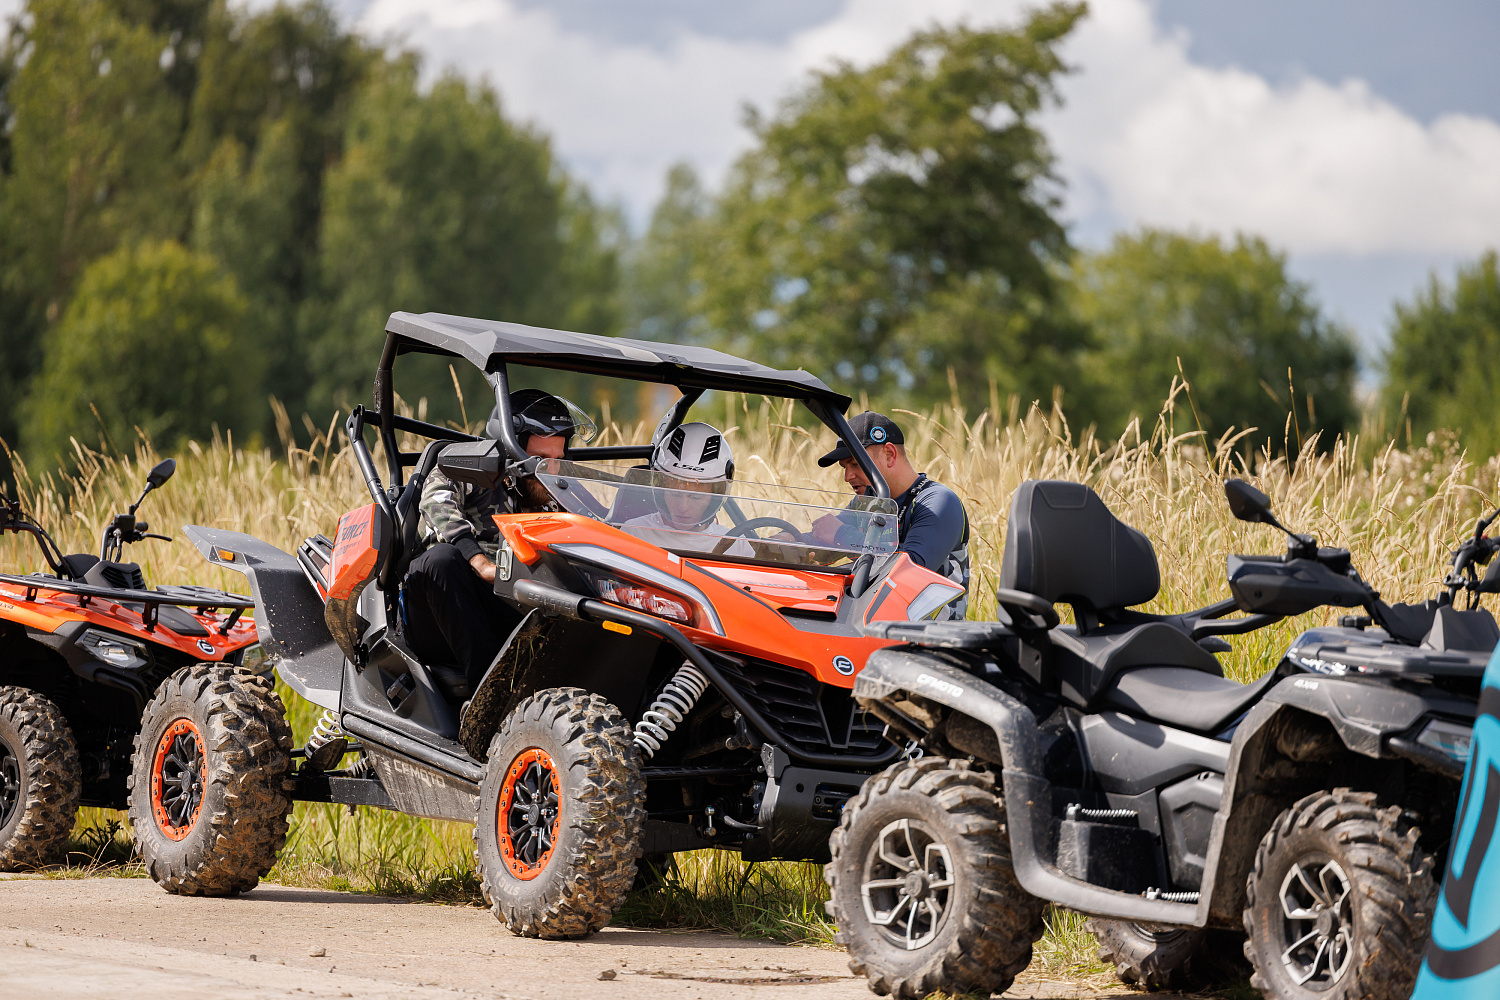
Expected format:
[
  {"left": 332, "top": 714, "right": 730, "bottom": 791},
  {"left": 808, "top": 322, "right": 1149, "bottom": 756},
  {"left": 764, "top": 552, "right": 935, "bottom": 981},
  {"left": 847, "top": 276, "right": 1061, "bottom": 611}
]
[{"left": 0, "top": 573, "right": 254, "bottom": 632}]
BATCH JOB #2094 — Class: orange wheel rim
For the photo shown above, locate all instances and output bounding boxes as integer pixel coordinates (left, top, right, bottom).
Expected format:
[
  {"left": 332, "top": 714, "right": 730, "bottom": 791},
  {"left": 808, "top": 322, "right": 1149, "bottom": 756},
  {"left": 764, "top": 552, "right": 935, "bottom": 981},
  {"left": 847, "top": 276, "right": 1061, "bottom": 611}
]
[
  {"left": 497, "top": 747, "right": 561, "bottom": 880},
  {"left": 151, "top": 718, "right": 206, "bottom": 840}
]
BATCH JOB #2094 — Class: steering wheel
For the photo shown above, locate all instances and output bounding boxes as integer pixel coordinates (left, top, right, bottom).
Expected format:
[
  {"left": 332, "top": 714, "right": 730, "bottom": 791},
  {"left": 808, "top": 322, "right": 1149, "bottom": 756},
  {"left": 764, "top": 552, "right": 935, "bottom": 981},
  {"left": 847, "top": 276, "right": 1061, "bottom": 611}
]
[{"left": 711, "top": 517, "right": 807, "bottom": 556}]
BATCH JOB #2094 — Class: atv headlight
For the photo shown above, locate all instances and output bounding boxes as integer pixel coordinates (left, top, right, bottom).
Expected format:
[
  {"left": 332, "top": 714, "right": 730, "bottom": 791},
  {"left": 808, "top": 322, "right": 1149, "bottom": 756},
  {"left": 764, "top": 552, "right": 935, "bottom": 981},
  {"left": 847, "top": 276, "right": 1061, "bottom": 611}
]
[
  {"left": 1416, "top": 718, "right": 1473, "bottom": 764},
  {"left": 237, "top": 643, "right": 270, "bottom": 674},
  {"left": 78, "top": 629, "right": 149, "bottom": 670}
]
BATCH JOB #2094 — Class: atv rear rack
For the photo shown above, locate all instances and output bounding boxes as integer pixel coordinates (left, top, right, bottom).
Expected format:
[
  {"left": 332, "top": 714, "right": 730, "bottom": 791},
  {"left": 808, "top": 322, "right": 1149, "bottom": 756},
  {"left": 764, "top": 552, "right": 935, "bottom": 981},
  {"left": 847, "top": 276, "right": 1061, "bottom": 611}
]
[{"left": 0, "top": 573, "right": 254, "bottom": 632}]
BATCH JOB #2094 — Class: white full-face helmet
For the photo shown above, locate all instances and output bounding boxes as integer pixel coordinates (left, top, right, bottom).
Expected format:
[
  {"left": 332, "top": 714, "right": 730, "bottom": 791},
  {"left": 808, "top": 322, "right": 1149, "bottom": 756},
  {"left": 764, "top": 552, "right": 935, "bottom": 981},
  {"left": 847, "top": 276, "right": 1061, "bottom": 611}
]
[{"left": 650, "top": 422, "right": 735, "bottom": 529}]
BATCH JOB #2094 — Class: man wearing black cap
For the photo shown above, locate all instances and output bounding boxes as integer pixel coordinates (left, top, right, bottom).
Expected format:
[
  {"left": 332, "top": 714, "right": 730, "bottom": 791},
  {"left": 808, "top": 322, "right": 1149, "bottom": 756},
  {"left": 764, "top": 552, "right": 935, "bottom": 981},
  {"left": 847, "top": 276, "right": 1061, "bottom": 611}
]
[{"left": 813, "top": 411, "right": 970, "bottom": 620}]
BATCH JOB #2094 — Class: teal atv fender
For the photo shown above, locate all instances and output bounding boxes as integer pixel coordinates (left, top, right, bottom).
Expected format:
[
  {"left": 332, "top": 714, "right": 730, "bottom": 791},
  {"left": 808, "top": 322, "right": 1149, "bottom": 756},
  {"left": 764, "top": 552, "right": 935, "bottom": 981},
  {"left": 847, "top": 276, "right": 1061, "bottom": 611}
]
[{"left": 1415, "top": 647, "right": 1500, "bottom": 998}]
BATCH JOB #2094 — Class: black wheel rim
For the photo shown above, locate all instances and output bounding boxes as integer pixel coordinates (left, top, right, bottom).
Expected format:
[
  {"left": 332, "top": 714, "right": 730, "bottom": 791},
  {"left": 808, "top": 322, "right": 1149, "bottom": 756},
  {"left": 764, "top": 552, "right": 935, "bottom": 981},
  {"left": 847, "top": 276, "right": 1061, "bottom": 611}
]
[
  {"left": 152, "top": 719, "right": 206, "bottom": 837},
  {"left": 860, "top": 818, "right": 955, "bottom": 950},
  {"left": 0, "top": 736, "right": 21, "bottom": 830},
  {"left": 499, "top": 749, "right": 560, "bottom": 878},
  {"left": 1277, "top": 853, "right": 1354, "bottom": 988}
]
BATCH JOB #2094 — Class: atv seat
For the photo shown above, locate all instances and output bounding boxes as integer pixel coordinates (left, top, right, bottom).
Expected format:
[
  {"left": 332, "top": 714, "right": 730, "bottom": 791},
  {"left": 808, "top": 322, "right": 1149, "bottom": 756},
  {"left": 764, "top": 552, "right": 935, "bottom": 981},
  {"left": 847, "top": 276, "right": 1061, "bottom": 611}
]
[{"left": 1098, "top": 666, "right": 1279, "bottom": 734}]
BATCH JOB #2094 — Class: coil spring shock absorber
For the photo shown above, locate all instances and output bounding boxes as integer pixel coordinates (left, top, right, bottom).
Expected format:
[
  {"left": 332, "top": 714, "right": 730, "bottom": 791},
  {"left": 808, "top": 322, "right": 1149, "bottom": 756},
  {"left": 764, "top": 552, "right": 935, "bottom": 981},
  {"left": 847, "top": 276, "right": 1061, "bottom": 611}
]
[
  {"left": 304, "top": 709, "right": 351, "bottom": 771},
  {"left": 633, "top": 663, "right": 709, "bottom": 759}
]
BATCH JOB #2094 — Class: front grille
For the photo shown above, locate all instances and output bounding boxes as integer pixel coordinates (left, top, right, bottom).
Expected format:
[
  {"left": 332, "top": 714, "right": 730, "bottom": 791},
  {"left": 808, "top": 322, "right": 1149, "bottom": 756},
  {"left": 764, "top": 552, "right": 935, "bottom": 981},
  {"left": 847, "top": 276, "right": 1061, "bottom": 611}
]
[{"left": 713, "top": 655, "right": 887, "bottom": 757}]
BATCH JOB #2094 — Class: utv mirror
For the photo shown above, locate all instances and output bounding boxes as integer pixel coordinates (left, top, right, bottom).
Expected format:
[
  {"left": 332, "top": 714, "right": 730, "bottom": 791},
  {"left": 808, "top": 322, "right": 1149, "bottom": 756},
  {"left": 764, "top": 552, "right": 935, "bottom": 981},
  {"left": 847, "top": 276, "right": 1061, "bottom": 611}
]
[
  {"left": 437, "top": 440, "right": 504, "bottom": 488},
  {"left": 1224, "top": 479, "right": 1274, "bottom": 524},
  {"left": 146, "top": 458, "right": 176, "bottom": 489}
]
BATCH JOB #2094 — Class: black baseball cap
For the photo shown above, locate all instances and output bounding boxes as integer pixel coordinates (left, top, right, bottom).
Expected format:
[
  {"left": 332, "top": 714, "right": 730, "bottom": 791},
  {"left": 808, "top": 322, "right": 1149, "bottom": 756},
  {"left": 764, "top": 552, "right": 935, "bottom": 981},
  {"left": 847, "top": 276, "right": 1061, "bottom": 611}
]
[{"left": 818, "top": 411, "right": 905, "bottom": 467}]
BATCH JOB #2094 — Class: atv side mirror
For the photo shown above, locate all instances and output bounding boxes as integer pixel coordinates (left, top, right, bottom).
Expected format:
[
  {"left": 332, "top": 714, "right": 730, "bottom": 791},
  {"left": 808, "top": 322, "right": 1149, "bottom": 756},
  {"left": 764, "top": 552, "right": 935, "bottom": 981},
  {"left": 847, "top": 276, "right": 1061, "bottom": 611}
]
[
  {"left": 437, "top": 440, "right": 504, "bottom": 488},
  {"left": 1224, "top": 479, "right": 1274, "bottom": 524},
  {"left": 146, "top": 458, "right": 176, "bottom": 489}
]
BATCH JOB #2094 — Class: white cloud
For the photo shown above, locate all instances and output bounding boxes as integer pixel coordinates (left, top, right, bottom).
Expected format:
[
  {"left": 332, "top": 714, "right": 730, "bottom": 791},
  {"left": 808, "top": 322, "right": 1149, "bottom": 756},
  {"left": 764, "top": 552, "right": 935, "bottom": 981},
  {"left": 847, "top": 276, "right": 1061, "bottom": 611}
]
[
  {"left": 356, "top": 0, "right": 1500, "bottom": 263},
  {"left": 1051, "top": 0, "right": 1500, "bottom": 255}
]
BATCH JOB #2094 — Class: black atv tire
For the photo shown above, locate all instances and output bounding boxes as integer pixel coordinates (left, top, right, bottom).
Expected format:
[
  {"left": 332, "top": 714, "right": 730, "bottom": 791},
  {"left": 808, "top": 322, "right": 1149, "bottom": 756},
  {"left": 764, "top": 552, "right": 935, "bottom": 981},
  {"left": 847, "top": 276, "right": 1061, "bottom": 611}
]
[
  {"left": 127, "top": 664, "right": 294, "bottom": 896},
  {"left": 1088, "top": 919, "right": 1205, "bottom": 991},
  {"left": 826, "top": 757, "right": 1046, "bottom": 999},
  {"left": 0, "top": 686, "right": 80, "bottom": 870},
  {"left": 475, "top": 687, "right": 644, "bottom": 938},
  {"left": 1243, "top": 788, "right": 1435, "bottom": 1000}
]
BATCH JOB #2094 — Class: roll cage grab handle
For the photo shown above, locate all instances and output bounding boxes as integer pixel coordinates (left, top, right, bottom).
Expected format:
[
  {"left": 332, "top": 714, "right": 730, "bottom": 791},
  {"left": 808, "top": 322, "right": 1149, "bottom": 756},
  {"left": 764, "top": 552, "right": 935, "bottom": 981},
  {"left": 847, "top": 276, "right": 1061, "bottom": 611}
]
[{"left": 367, "top": 330, "right": 892, "bottom": 500}]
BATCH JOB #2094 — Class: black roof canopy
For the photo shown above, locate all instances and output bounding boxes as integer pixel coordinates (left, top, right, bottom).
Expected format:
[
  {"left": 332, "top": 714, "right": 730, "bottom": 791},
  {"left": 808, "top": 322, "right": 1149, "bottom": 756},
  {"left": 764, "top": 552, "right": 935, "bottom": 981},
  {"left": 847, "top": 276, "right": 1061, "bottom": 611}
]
[{"left": 385, "top": 311, "right": 849, "bottom": 409}]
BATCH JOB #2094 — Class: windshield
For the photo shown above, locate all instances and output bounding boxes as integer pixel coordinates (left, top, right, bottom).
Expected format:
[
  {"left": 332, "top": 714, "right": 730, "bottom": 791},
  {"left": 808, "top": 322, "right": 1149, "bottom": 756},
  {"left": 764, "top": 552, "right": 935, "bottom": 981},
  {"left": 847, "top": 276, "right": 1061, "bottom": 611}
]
[{"left": 534, "top": 460, "right": 899, "bottom": 567}]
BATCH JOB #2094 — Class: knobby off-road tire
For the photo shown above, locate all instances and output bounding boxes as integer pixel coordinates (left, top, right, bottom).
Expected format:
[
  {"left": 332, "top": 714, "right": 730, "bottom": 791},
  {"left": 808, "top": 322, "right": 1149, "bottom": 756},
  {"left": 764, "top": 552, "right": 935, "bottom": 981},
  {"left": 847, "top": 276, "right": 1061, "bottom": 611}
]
[
  {"left": 475, "top": 687, "right": 645, "bottom": 938},
  {"left": 826, "top": 757, "right": 1046, "bottom": 999},
  {"left": 1088, "top": 919, "right": 1205, "bottom": 991},
  {"left": 1243, "top": 788, "right": 1435, "bottom": 1000},
  {"left": 0, "top": 686, "right": 80, "bottom": 870},
  {"left": 127, "top": 664, "right": 294, "bottom": 895}
]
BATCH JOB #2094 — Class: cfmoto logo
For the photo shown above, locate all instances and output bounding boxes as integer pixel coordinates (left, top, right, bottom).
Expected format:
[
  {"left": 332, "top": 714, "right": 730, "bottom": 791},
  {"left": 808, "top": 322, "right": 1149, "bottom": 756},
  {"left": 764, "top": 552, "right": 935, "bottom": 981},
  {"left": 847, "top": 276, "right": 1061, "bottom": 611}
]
[
  {"left": 196, "top": 639, "right": 215, "bottom": 655},
  {"left": 869, "top": 426, "right": 887, "bottom": 443},
  {"left": 832, "top": 655, "right": 855, "bottom": 676}
]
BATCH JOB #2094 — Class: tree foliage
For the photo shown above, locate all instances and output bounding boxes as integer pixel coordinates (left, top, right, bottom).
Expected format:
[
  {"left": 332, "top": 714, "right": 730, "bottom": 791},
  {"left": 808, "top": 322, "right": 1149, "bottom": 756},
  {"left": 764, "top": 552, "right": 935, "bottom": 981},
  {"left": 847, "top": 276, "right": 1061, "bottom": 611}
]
[
  {"left": 22, "top": 240, "right": 258, "bottom": 457},
  {"left": 1382, "top": 251, "right": 1500, "bottom": 456},
  {"left": 691, "top": 4, "right": 1086, "bottom": 407},
  {"left": 1073, "top": 229, "right": 1359, "bottom": 448}
]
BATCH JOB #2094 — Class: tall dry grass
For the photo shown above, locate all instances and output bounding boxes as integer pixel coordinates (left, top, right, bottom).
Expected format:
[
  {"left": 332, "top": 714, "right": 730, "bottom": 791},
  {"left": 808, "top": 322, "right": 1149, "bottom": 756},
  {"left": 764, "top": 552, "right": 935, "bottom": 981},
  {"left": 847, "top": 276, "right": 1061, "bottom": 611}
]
[{"left": 6, "top": 387, "right": 1498, "bottom": 946}]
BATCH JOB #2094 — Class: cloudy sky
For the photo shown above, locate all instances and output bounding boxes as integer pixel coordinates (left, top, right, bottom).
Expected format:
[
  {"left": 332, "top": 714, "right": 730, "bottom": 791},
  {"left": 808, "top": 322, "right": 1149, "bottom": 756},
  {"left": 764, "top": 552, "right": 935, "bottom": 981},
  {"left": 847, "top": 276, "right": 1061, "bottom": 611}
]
[
  {"left": 17, "top": 0, "right": 1491, "bottom": 358},
  {"left": 323, "top": 0, "right": 1498, "bottom": 359}
]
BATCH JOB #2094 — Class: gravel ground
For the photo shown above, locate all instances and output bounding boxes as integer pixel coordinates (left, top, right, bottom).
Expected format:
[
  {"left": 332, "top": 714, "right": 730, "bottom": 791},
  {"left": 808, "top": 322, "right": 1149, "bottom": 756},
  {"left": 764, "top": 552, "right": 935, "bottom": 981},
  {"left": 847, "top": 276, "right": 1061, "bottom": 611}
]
[{"left": 0, "top": 875, "right": 1148, "bottom": 1000}]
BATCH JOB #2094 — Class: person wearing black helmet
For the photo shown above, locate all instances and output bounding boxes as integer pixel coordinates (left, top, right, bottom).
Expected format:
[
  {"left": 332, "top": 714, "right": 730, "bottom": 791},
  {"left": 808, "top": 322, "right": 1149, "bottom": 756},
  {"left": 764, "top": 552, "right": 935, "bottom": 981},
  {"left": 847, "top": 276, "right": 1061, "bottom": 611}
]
[
  {"left": 402, "top": 389, "right": 594, "bottom": 695},
  {"left": 811, "top": 411, "right": 970, "bottom": 619}
]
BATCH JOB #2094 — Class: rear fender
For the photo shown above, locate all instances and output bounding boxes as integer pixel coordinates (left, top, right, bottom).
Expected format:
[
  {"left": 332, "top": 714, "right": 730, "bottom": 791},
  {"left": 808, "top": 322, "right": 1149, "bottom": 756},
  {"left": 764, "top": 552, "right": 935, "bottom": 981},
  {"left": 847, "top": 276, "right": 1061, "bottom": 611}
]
[
  {"left": 185, "top": 525, "right": 344, "bottom": 710},
  {"left": 855, "top": 647, "right": 1202, "bottom": 925}
]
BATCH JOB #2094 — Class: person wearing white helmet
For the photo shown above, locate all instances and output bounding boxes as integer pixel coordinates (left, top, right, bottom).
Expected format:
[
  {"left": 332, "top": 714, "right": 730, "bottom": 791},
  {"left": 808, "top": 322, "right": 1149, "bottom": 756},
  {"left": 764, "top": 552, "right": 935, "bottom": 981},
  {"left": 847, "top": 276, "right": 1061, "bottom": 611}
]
[{"left": 622, "top": 422, "right": 753, "bottom": 556}]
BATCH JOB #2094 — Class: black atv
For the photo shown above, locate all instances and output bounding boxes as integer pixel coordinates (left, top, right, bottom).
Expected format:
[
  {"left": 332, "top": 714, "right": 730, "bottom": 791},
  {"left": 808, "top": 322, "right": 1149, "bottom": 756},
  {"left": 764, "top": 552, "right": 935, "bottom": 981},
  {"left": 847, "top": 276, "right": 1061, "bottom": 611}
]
[
  {"left": 826, "top": 478, "right": 1490, "bottom": 1000},
  {"left": 0, "top": 459, "right": 265, "bottom": 874}
]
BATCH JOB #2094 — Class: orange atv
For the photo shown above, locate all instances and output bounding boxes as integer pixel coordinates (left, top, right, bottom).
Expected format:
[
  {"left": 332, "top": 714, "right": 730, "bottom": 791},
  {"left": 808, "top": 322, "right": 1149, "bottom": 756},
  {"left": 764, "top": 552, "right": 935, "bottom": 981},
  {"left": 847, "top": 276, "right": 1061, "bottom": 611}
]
[
  {"left": 0, "top": 459, "right": 266, "bottom": 877},
  {"left": 178, "top": 312, "right": 963, "bottom": 935}
]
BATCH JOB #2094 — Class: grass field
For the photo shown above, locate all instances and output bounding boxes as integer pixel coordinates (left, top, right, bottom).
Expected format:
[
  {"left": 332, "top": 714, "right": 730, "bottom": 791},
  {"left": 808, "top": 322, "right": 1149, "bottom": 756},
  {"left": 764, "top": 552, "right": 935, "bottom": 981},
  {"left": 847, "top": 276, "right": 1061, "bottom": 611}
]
[{"left": 6, "top": 386, "right": 1497, "bottom": 977}]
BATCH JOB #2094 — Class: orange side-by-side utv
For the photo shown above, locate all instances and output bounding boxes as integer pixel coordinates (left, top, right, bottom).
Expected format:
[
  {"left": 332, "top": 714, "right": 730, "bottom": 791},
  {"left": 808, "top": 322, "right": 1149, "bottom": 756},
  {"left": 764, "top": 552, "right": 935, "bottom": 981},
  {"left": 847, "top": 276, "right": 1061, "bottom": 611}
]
[
  {"left": 170, "top": 312, "right": 964, "bottom": 936},
  {"left": 0, "top": 459, "right": 266, "bottom": 878}
]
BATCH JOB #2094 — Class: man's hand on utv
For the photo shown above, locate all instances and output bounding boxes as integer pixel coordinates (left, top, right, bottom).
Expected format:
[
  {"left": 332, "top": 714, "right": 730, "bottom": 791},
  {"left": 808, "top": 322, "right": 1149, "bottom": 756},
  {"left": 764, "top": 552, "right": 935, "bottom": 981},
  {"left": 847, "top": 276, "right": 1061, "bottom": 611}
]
[
  {"left": 810, "top": 514, "right": 843, "bottom": 545},
  {"left": 470, "top": 553, "right": 497, "bottom": 583}
]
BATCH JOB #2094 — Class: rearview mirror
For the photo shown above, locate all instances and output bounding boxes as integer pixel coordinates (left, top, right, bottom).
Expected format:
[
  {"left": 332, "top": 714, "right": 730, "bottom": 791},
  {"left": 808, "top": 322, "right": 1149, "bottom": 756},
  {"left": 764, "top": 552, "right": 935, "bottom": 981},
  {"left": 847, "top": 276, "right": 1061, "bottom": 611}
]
[
  {"left": 146, "top": 458, "right": 176, "bottom": 488},
  {"left": 1224, "top": 479, "right": 1273, "bottom": 524},
  {"left": 437, "top": 440, "right": 504, "bottom": 488}
]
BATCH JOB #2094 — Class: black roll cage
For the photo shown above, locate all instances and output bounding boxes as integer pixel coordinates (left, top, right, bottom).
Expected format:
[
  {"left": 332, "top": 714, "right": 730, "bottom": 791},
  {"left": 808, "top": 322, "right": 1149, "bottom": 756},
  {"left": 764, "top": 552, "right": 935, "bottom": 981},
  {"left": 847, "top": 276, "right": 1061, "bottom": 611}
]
[{"left": 354, "top": 317, "right": 891, "bottom": 514}]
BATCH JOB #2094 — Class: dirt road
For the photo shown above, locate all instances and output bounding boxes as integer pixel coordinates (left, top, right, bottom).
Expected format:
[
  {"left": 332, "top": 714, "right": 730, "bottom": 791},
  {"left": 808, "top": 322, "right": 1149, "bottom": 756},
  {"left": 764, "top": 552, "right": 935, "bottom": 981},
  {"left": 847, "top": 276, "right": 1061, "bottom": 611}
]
[{"left": 0, "top": 875, "right": 1143, "bottom": 1000}]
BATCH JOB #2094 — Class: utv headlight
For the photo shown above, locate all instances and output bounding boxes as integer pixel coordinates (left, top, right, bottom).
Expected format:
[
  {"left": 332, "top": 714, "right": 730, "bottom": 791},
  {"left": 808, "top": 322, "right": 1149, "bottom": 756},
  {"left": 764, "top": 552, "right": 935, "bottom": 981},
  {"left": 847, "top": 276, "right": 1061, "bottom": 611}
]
[
  {"left": 553, "top": 543, "right": 723, "bottom": 635},
  {"left": 78, "top": 629, "right": 149, "bottom": 670},
  {"left": 1416, "top": 719, "right": 1473, "bottom": 764},
  {"left": 906, "top": 583, "right": 966, "bottom": 622}
]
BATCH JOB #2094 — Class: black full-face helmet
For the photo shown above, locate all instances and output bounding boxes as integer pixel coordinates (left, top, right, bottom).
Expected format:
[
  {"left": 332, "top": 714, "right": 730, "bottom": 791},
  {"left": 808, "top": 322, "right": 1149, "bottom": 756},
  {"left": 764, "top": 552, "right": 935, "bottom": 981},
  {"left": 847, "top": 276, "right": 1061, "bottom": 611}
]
[{"left": 487, "top": 389, "right": 597, "bottom": 450}]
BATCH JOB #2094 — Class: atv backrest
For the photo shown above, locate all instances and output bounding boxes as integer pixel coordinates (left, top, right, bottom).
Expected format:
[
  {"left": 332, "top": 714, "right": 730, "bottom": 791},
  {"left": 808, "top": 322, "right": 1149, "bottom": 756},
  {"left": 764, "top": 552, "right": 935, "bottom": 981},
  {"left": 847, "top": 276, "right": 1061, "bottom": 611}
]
[{"left": 1001, "top": 480, "right": 1160, "bottom": 614}]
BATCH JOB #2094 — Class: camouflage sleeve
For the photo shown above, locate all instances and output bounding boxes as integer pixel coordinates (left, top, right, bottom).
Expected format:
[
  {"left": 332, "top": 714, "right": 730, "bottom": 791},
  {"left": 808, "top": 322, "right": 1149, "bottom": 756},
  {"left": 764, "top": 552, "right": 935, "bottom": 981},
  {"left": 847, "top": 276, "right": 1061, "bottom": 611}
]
[{"left": 418, "top": 466, "right": 486, "bottom": 562}]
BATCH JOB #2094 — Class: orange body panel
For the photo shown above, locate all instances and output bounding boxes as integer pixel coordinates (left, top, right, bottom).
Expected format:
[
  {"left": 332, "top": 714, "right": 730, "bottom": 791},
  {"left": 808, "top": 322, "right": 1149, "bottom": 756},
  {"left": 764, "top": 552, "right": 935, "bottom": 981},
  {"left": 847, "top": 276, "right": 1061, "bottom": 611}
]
[
  {"left": 329, "top": 503, "right": 382, "bottom": 603},
  {"left": 500, "top": 514, "right": 955, "bottom": 688},
  {"left": 0, "top": 579, "right": 257, "bottom": 659}
]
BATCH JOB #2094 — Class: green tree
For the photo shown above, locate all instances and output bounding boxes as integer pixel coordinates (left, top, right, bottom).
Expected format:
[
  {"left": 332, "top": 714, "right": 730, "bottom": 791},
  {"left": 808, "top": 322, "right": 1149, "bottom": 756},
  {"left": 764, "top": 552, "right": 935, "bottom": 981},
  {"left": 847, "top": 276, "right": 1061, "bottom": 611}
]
[
  {"left": 1382, "top": 251, "right": 1500, "bottom": 456},
  {"left": 21, "top": 240, "right": 260, "bottom": 459},
  {"left": 691, "top": 5, "right": 1085, "bottom": 407},
  {"left": 1072, "top": 229, "right": 1359, "bottom": 447},
  {"left": 308, "top": 58, "right": 614, "bottom": 418},
  {"left": 624, "top": 162, "right": 709, "bottom": 345},
  {"left": 0, "top": 0, "right": 182, "bottom": 457}
]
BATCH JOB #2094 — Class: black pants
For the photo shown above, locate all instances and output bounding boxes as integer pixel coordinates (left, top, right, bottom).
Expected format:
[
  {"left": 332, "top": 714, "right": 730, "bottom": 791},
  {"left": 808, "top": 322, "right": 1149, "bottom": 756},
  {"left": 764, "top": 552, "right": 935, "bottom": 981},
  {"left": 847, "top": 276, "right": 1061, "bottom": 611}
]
[{"left": 403, "top": 543, "right": 522, "bottom": 690}]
